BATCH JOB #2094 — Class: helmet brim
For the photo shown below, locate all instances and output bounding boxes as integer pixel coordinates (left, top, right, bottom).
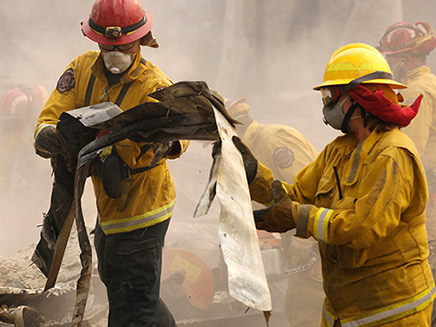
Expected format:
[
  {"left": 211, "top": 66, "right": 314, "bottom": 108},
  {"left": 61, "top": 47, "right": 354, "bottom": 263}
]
[
  {"left": 313, "top": 78, "right": 407, "bottom": 90},
  {"left": 81, "top": 10, "right": 153, "bottom": 45}
]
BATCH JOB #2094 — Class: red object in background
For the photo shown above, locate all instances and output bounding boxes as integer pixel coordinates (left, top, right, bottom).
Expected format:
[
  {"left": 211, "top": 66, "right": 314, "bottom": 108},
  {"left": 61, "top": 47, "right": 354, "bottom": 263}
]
[
  {"left": 162, "top": 248, "right": 215, "bottom": 311},
  {"left": 257, "top": 230, "right": 282, "bottom": 249}
]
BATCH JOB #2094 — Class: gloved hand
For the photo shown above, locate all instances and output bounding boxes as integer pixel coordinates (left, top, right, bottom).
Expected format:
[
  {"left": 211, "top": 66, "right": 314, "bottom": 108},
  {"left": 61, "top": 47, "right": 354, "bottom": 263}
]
[
  {"left": 166, "top": 141, "right": 182, "bottom": 157},
  {"left": 34, "top": 125, "right": 65, "bottom": 159},
  {"left": 233, "top": 136, "right": 258, "bottom": 183},
  {"left": 211, "top": 136, "right": 258, "bottom": 183},
  {"left": 253, "top": 180, "right": 296, "bottom": 233}
]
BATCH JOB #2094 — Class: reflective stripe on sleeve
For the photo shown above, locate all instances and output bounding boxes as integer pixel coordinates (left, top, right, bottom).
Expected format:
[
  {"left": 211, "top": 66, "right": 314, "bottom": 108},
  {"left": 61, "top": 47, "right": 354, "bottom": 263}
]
[
  {"left": 35, "top": 123, "right": 56, "bottom": 139},
  {"left": 100, "top": 200, "right": 175, "bottom": 235},
  {"left": 313, "top": 208, "right": 333, "bottom": 242}
]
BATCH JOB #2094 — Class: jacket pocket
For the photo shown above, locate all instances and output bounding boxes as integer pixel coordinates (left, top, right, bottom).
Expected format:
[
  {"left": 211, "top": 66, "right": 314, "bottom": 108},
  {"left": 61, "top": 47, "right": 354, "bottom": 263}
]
[{"left": 314, "top": 174, "right": 335, "bottom": 208}]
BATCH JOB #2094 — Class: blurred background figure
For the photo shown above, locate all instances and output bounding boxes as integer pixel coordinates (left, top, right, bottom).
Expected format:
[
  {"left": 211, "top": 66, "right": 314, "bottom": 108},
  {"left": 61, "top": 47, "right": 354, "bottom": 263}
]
[
  {"left": 0, "top": 85, "right": 48, "bottom": 193},
  {"left": 219, "top": 91, "right": 323, "bottom": 327},
  {"left": 0, "top": 84, "right": 51, "bottom": 255},
  {"left": 378, "top": 21, "right": 436, "bottom": 327}
]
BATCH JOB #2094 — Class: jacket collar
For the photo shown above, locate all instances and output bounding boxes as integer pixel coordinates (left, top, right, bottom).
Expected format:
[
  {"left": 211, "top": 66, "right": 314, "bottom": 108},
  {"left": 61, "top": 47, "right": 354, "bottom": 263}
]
[
  {"left": 403, "top": 66, "right": 431, "bottom": 84},
  {"left": 345, "top": 129, "right": 384, "bottom": 184}
]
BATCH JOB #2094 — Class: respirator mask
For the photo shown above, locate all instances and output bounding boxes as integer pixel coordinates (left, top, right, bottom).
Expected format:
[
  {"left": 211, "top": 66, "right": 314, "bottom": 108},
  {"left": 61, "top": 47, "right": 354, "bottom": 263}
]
[
  {"left": 102, "top": 51, "right": 134, "bottom": 74},
  {"left": 321, "top": 88, "right": 361, "bottom": 133}
]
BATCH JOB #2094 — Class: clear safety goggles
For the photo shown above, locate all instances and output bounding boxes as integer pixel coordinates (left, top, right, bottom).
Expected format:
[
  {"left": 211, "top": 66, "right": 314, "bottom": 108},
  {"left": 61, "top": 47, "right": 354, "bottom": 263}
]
[
  {"left": 99, "top": 41, "right": 137, "bottom": 52},
  {"left": 320, "top": 87, "right": 341, "bottom": 106}
]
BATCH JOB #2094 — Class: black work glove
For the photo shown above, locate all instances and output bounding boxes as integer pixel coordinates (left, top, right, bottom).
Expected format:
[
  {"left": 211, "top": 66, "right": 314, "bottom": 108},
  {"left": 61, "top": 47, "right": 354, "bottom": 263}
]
[
  {"left": 34, "top": 125, "right": 66, "bottom": 159},
  {"left": 166, "top": 141, "right": 182, "bottom": 157},
  {"left": 211, "top": 136, "right": 258, "bottom": 183},
  {"left": 254, "top": 180, "right": 296, "bottom": 233},
  {"left": 232, "top": 136, "right": 258, "bottom": 183}
]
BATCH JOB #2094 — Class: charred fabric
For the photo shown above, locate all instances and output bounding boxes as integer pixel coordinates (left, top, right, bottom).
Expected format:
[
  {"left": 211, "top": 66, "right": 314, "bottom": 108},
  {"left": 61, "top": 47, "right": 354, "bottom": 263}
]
[{"left": 0, "top": 81, "right": 238, "bottom": 326}]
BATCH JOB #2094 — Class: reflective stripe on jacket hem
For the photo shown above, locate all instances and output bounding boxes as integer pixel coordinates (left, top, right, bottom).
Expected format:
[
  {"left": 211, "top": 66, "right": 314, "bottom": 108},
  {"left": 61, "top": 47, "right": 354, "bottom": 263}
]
[
  {"left": 100, "top": 200, "right": 175, "bottom": 235},
  {"left": 322, "top": 284, "right": 436, "bottom": 327}
]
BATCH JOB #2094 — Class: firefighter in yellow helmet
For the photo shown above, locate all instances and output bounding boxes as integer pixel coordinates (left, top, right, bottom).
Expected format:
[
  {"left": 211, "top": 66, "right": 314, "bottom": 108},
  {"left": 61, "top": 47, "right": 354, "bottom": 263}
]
[
  {"left": 232, "top": 43, "right": 435, "bottom": 326},
  {"left": 222, "top": 96, "right": 322, "bottom": 326},
  {"left": 378, "top": 22, "right": 436, "bottom": 241},
  {"left": 33, "top": 0, "right": 188, "bottom": 326}
]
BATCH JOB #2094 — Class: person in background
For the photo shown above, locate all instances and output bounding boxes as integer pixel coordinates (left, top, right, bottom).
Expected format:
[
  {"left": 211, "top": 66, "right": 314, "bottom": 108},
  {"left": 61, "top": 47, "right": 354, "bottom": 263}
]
[
  {"left": 0, "top": 85, "right": 48, "bottom": 193},
  {"left": 378, "top": 21, "right": 436, "bottom": 238},
  {"left": 234, "top": 43, "right": 434, "bottom": 326},
  {"left": 378, "top": 20, "right": 436, "bottom": 327},
  {"left": 221, "top": 94, "right": 323, "bottom": 327},
  {"left": 33, "top": 0, "right": 188, "bottom": 326}
]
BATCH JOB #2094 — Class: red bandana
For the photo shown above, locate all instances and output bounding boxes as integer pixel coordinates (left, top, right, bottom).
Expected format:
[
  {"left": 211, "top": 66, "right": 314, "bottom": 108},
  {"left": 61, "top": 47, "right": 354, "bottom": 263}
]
[{"left": 347, "top": 85, "right": 422, "bottom": 127}]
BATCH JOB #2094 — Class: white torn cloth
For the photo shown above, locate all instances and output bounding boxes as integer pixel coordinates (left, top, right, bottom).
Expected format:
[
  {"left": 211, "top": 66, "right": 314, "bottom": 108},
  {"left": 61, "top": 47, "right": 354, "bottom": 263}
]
[{"left": 195, "top": 108, "right": 272, "bottom": 312}]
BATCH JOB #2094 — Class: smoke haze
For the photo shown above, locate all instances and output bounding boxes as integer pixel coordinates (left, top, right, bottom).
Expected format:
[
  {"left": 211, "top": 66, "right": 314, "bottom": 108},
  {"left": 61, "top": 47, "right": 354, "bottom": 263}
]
[{"left": 1, "top": 0, "right": 436, "bottom": 324}]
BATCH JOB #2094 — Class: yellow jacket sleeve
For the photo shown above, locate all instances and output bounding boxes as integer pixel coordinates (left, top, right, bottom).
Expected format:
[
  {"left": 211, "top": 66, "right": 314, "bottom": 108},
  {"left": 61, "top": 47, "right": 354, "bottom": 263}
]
[
  {"left": 401, "top": 88, "right": 434, "bottom": 156},
  {"left": 293, "top": 149, "right": 420, "bottom": 250}
]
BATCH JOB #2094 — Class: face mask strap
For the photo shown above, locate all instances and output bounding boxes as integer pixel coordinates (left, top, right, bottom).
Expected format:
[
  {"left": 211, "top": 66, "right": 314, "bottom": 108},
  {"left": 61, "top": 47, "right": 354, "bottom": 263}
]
[{"left": 341, "top": 101, "right": 358, "bottom": 133}]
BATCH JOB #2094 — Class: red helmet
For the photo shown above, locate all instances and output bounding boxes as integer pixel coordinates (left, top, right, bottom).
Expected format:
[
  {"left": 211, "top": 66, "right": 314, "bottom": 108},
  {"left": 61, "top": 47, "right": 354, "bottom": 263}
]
[
  {"left": 378, "top": 21, "right": 436, "bottom": 56},
  {"left": 81, "top": 0, "right": 153, "bottom": 45},
  {"left": 0, "top": 85, "right": 48, "bottom": 118}
]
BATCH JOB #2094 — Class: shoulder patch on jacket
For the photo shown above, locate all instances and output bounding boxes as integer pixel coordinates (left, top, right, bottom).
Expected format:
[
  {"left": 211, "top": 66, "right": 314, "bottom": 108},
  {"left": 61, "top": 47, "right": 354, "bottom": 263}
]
[
  {"left": 57, "top": 68, "right": 75, "bottom": 93},
  {"left": 273, "top": 147, "right": 295, "bottom": 168}
]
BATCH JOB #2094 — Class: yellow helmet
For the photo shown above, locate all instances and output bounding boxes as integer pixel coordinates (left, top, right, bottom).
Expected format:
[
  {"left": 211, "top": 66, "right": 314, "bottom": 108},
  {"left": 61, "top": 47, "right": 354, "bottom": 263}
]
[{"left": 313, "top": 43, "right": 406, "bottom": 90}]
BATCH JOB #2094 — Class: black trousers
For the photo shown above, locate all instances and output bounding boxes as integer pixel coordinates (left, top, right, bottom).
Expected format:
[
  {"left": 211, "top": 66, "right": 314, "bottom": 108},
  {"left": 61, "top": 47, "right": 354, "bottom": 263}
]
[{"left": 94, "top": 219, "right": 176, "bottom": 327}]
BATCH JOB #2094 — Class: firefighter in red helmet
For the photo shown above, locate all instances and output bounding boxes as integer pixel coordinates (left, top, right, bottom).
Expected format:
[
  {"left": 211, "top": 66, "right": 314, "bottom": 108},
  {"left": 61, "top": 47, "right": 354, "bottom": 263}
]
[
  {"left": 34, "top": 1, "right": 188, "bottom": 326},
  {"left": 378, "top": 22, "right": 436, "bottom": 234},
  {"left": 0, "top": 85, "right": 48, "bottom": 192},
  {"left": 379, "top": 21, "right": 436, "bottom": 327}
]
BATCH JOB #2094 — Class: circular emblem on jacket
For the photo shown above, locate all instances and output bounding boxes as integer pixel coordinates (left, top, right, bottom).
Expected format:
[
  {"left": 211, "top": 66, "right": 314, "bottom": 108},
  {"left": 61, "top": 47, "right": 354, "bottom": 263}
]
[
  {"left": 273, "top": 147, "right": 295, "bottom": 168},
  {"left": 56, "top": 68, "right": 76, "bottom": 93}
]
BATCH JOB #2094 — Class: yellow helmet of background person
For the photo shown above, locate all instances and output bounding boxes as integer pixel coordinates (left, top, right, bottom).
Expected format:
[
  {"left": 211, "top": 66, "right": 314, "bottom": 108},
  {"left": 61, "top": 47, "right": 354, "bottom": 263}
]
[{"left": 313, "top": 43, "right": 407, "bottom": 90}]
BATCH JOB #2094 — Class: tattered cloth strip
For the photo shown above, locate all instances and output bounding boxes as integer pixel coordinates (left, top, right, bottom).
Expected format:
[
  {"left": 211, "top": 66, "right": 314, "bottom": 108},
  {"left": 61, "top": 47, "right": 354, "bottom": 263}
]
[
  {"left": 32, "top": 81, "right": 238, "bottom": 326},
  {"left": 195, "top": 109, "right": 272, "bottom": 325}
]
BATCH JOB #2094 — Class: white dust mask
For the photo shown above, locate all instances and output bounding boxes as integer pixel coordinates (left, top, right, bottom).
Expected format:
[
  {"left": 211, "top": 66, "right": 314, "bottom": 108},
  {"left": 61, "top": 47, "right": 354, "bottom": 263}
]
[{"left": 102, "top": 51, "right": 134, "bottom": 74}]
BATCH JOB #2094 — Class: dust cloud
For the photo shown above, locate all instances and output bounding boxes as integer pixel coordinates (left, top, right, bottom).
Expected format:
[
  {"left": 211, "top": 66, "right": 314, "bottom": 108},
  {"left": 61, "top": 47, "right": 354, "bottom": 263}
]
[{"left": 1, "top": 0, "right": 436, "bottom": 325}]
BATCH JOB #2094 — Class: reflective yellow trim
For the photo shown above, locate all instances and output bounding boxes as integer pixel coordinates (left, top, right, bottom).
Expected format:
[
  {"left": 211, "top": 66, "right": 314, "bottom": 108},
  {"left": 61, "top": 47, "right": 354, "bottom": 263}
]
[
  {"left": 104, "top": 214, "right": 172, "bottom": 235},
  {"left": 328, "top": 284, "right": 436, "bottom": 327},
  {"left": 101, "top": 199, "right": 175, "bottom": 235},
  {"left": 91, "top": 28, "right": 104, "bottom": 36},
  {"left": 322, "top": 300, "right": 335, "bottom": 327},
  {"left": 322, "top": 210, "right": 333, "bottom": 242},
  {"left": 313, "top": 209, "right": 323, "bottom": 240},
  {"left": 35, "top": 123, "right": 55, "bottom": 139},
  {"left": 314, "top": 208, "right": 333, "bottom": 242}
]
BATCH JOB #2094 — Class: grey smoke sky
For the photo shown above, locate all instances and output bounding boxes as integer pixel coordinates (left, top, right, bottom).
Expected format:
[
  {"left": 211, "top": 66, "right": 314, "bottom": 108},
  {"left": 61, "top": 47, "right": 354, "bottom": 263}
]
[{"left": 1, "top": 0, "right": 436, "bottom": 256}]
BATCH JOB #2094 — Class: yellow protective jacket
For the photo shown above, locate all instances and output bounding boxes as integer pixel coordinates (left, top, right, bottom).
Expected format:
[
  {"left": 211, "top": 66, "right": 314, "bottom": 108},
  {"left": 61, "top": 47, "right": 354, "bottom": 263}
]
[
  {"left": 401, "top": 66, "right": 436, "bottom": 173},
  {"left": 400, "top": 66, "right": 436, "bottom": 240},
  {"left": 35, "top": 49, "right": 188, "bottom": 235},
  {"left": 242, "top": 121, "right": 318, "bottom": 183},
  {"left": 250, "top": 128, "right": 435, "bottom": 326}
]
